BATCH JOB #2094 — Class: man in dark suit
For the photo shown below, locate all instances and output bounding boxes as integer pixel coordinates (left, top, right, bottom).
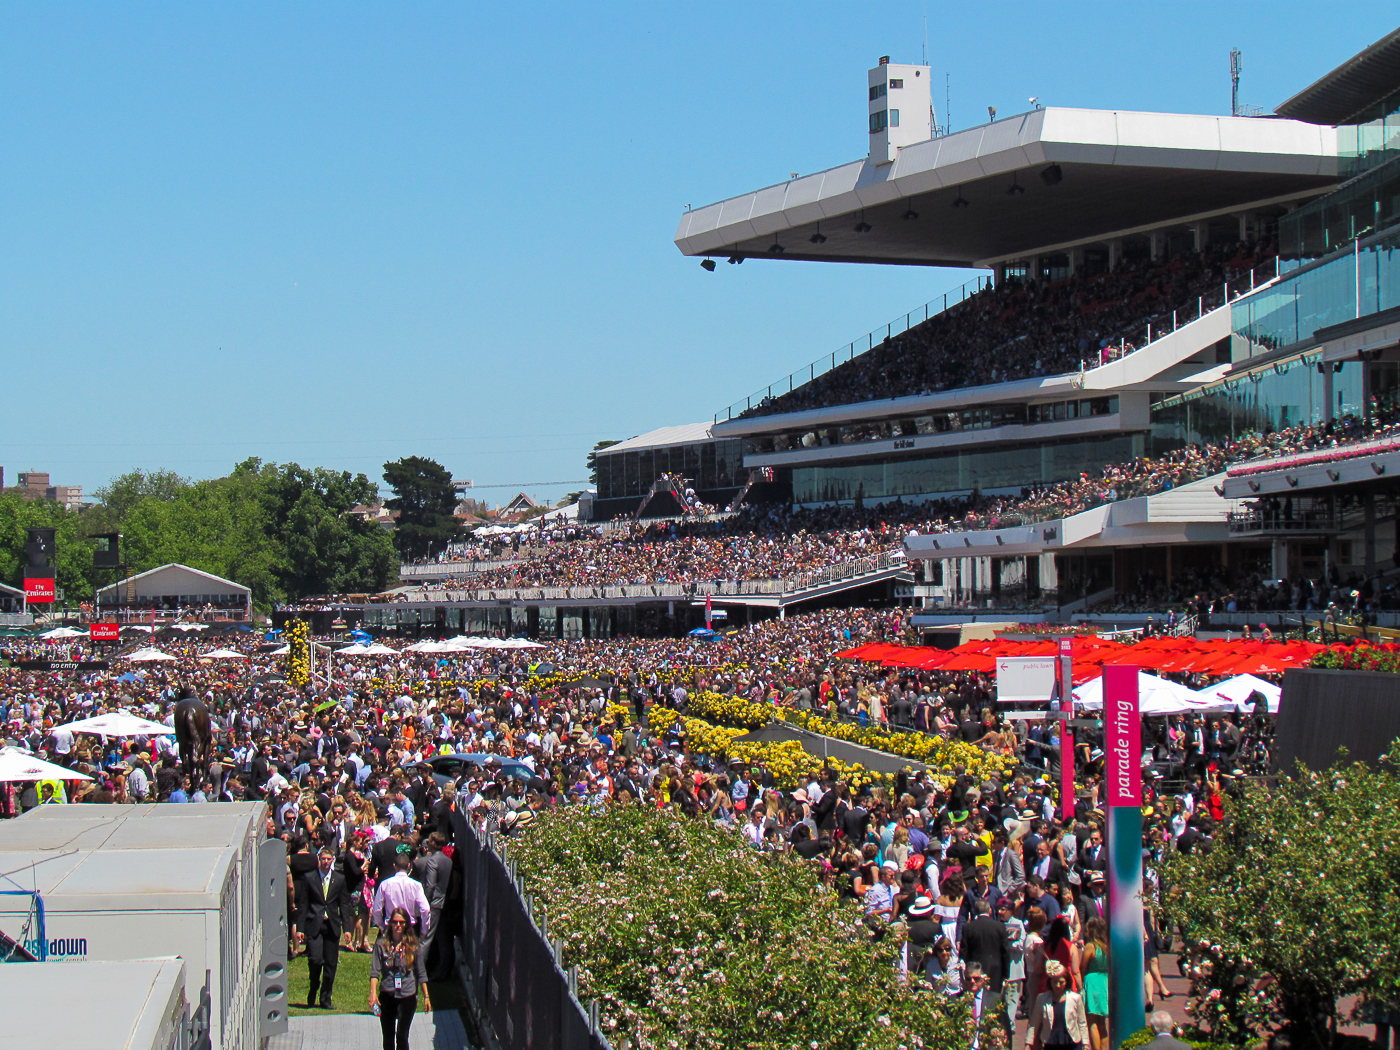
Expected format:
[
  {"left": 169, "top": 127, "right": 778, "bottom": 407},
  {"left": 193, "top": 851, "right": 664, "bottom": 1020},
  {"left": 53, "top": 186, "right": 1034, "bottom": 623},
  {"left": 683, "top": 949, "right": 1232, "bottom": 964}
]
[
  {"left": 298, "top": 847, "right": 348, "bottom": 1008},
  {"left": 959, "top": 899, "right": 1010, "bottom": 992}
]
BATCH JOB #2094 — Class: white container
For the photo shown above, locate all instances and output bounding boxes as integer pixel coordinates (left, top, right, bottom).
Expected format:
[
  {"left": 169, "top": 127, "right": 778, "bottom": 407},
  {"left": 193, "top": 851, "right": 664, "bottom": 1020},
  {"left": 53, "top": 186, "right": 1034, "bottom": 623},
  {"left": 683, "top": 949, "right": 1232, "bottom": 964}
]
[
  {"left": 1, "top": 956, "right": 190, "bottom": 1050},
  {"left": 0, "top": 803, "right": 268, "bottom": 1050}
]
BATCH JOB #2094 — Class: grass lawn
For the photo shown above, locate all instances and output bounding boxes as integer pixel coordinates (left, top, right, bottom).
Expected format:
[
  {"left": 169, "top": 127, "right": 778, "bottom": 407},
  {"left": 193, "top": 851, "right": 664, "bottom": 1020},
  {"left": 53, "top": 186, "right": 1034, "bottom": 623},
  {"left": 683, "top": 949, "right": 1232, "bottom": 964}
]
[{"left": 287, "top": 948, "right": 466, "bottom": 1017}]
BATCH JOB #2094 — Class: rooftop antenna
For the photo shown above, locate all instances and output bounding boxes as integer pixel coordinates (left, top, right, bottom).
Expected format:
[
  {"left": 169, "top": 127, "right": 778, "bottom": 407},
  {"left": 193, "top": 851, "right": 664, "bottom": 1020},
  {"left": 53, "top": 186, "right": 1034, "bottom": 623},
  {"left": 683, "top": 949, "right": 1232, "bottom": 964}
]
[
  {"left": 921, "top": 1, "right": 928, "bottom": 66},
  {"left": 1230, "top": 48, "right": 1242, "bottom": 117},
  {"left": 946, "top": 73, "right": 951, "bottom": 134}
]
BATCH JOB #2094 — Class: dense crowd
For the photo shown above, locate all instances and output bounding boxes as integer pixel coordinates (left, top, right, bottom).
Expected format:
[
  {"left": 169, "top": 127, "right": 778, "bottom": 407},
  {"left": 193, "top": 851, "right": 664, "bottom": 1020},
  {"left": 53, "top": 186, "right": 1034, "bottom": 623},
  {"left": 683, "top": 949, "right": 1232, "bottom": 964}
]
[
  {"left": 0, "top": 605, "right": 1284, "bottom": 1047},
  {"left": 741, "top": 240, "right": 1275, "bottom": 418}
]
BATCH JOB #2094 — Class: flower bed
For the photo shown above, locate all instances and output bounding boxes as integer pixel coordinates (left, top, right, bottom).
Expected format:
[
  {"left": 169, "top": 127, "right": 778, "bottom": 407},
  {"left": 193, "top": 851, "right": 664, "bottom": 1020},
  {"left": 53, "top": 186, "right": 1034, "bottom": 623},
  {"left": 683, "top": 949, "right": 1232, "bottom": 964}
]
[
  {"left": 1309, "top": 645, "right": 1400, "bottom": 672},
  {"left": 787, "top": 710, "right": 1016, "bottom": 785},
  {"left": 510, "top": 805, "right": 981, "bottom": 1050}
]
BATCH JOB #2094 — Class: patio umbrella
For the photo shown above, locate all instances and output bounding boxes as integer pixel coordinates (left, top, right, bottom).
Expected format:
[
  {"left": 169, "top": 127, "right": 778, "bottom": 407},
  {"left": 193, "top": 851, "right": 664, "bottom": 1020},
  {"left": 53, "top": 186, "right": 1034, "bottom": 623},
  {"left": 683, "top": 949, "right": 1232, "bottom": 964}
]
[
  {"left": 498, "top": 639, "right": 545, "bottom": 649},
  {"left": 1192, "top": 674, "right": 1281, "bottom": 712},
  {"left": 361, "top": 643, "right": 399, "bottom": 655},
  {"left": 124, "top": 648, "right": 177, "bottom": 662},
  {"left": 169, "top": 623, "right": 209, "bottom": 632},
  {"left": 268, "top": 645, "right": 290, "bottom": 656},
  {"left": 39, "top": 627, "right": 87, "bottom": 640},
  {"left": 60, "top": 709, "right": 175, "bottom": 736},
  {"left": 0, "top": 747, "right": 93, "bottom": 783},
  {"left": 198, "top": 648, "right": 247, "bottom": 660}
]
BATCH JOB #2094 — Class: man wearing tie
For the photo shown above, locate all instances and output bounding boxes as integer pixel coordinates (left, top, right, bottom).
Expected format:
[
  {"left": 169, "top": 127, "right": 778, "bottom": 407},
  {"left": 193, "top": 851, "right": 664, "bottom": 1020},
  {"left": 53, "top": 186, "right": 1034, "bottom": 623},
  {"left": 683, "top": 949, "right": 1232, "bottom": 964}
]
[{"left": 298, "top": 847, "right": 348, "bottom": 1008}]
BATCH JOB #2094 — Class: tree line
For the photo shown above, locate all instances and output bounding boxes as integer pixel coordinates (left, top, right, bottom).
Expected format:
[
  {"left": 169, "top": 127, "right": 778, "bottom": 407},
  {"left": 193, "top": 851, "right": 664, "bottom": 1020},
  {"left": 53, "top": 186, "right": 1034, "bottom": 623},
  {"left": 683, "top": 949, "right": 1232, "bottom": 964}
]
[{"left": 0, "top": 456, "right": 463, "bottom": 608}]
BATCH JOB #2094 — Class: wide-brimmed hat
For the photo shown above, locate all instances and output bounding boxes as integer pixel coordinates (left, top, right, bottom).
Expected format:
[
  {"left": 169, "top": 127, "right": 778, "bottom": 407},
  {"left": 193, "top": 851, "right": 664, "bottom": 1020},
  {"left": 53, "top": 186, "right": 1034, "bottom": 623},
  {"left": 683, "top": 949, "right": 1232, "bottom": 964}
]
[{"left": 907, "top": 896, "right": 935, "bottom": 918}]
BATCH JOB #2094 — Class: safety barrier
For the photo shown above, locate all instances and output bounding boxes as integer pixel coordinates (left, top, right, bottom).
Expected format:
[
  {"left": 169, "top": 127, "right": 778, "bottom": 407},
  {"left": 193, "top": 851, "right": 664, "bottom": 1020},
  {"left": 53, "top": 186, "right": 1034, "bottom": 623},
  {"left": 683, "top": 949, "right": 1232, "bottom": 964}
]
[{"left": 451, "top": 811, "right": 613, "bottom": 1050}]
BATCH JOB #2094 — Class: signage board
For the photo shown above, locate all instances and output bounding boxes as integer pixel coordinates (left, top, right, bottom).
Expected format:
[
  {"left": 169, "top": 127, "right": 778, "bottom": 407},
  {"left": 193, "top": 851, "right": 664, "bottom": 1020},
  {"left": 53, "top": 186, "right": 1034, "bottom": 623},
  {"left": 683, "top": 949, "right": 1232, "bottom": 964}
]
[
  {"left": 1104, "top": 663, "right": 1142, "bottom": 807},
  {"left": 23, "top": 578, "right": 55, "bottom": 602},
  {"left": 89, "top": 623, "right": 121, "bottom": 642},
  {"left": 995, "top": 656, "right": 1056, "bottom": 703}
]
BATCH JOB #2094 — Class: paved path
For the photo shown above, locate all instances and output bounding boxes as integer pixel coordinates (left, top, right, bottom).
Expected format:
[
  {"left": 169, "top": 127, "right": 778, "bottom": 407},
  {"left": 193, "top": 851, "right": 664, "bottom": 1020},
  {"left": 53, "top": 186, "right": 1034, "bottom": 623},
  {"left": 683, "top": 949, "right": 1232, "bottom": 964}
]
[{"left": 267, "top": 1009, "right": 475, "bottom": 1050}]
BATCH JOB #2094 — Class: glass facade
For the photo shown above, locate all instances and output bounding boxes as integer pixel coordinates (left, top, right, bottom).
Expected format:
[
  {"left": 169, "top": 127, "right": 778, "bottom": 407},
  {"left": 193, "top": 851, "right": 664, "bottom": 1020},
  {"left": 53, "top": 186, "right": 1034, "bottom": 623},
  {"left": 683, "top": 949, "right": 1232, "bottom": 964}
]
[
  {"left": 791, "top": 432, "right": 1144, "bottom": 504},
  {"left": 1232, "top": 225, "right": 1400, "bottom": 357},
  {"left": 743, "top": 396, "right": 1118, "bottom": 456},
  {"left": 1150, "top": 356, "right": 1385, "bottom": 447},
  {"left": 594, "top": 439, "right": 745, "bottom": 500}
]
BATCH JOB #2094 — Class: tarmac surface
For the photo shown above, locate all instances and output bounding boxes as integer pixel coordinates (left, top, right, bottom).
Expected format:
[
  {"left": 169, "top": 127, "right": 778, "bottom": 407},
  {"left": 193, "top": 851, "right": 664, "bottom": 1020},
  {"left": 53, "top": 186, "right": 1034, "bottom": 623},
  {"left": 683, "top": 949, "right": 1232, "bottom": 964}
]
[{"left": 267, "top": 1008, "right": 475, "bottom": 1050}]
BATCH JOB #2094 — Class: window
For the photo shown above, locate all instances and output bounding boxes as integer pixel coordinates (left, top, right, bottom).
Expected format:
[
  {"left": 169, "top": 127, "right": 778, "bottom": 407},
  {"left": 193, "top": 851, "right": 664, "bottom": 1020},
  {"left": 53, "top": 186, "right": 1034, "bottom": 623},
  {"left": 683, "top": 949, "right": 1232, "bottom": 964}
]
[
  {"left": 869, "top": 110, "right": 887, "bottom": 133},
  {"left": 890, "top": 109, "right": 900, "bottom": 127},
  {"left": 869, "top": 83, "right": 886, "bottom": 101},
  {"left": 889, "top": 79, "right": 903, "bottom": 89}
]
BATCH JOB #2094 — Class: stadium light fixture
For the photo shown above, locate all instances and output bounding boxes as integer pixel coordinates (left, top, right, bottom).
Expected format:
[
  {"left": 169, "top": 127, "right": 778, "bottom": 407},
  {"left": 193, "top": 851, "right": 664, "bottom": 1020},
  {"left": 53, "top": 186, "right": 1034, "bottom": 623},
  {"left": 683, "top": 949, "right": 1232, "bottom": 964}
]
[
  {"left": 1006, "top": 174, "right": 1025, "bottom": 196},
  {"left": 902, "top": 207, "right": 919, "bottom": 221},
  {"left": 727, "top": 255, "right": 743, "bottom": 265},
  {"left": 951, "top": 189, "right": 970, "bottom": 209},
  {"left": 700, "top": 258, "right": 716, "bottom": 271},
  {"left": 1040, "top": 164, "right": 1063, "bottom": 186},
  {"left": 853, "top": 210, "right": 872, "bottom": 234},
  {"left": 768, "top": 242, "right": 785, "bottom": 254},
  {"left": 809, "top": 223, "right": 827, "bottom": 245}
]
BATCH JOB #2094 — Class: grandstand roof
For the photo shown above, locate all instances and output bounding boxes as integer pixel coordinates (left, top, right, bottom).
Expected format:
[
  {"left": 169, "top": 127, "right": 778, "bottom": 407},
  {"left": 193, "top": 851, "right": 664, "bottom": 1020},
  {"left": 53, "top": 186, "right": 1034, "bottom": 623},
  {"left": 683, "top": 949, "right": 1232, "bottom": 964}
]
[
  {"left": 604, "top": 422, "right": 715, "bottom": 453},
  {"left": 675, "top": 108, "right": 1337, "bottom": 268},
  {"left": 1276, "top": 27, "right": 1400, "bottom": 126}
]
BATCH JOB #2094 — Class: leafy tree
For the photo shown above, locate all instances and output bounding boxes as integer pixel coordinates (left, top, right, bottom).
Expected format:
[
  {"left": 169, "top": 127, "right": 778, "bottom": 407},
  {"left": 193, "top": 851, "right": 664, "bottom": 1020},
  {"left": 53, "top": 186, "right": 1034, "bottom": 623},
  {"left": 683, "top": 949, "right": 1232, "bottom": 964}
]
[
  {"left": 382, "top": 456, "right": 460, "bottom": 560},
  {"left": 1160, "top": 744, "right": 1400, "bottom": 1049},
  {"left": 0, "top": 492, "right": 92, "bottom": 600},
  {"left": 586, "top": 439, "right": 621, "bottom": 487}
]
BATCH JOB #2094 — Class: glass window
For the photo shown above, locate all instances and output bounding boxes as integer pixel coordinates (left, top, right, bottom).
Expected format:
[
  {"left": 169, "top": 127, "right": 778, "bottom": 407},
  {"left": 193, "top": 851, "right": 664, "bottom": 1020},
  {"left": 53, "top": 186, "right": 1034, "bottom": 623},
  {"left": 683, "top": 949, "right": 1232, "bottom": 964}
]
[
  {"left": 869, "top": 84, "right": 886, "bottom": 101},
  {"left": 869, "top": 110, "right": 887, "bottom": 134},
  {"left": 890, "top": 109, "right": 899, "bottom": 127},
  {"left": 889, "top": 79, "right": 903, "bottom": 89}
]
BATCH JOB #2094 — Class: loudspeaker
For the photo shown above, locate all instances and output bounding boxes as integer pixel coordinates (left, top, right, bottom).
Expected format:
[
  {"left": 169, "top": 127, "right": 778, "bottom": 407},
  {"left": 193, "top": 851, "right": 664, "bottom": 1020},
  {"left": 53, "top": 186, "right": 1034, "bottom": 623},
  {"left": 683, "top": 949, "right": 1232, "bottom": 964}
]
[{"left": 257, "top": 837, "right": 289, "bottom": 1038}]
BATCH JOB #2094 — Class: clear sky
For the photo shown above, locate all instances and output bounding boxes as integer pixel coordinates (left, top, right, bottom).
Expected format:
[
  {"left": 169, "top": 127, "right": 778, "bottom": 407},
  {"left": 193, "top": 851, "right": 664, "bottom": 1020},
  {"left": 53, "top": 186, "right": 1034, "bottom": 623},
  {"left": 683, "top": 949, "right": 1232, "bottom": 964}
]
[{"left": 2, "top": 3, "right": 1395, "bottom": 506}]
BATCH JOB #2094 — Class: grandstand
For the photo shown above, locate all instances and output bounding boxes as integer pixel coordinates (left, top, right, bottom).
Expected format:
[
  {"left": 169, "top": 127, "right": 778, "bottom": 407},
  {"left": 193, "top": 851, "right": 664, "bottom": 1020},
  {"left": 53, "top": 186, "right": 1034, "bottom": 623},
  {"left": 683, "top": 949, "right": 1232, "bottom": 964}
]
[{"left": 334, "top": 31, "right": 1400, "bottom": 637}]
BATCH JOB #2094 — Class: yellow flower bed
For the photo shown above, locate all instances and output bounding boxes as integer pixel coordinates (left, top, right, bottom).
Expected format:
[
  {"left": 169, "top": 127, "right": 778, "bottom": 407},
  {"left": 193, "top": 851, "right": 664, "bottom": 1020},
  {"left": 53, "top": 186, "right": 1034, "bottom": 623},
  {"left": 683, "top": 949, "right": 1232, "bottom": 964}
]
[
  {"left": 686, "top": 689, "right": 772, "bottom": 728},
  {"left": 788, "top": 709, "right": 1015, "bottom": 784},
  {"left": 285, "top": 619, "right": 310, "bottom": 687}
]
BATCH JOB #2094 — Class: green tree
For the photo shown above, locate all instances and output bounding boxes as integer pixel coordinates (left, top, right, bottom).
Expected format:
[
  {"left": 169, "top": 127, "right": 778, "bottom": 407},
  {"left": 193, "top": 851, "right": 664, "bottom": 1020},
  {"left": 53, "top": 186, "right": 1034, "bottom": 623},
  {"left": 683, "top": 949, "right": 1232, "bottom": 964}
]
[
  {"left": 382, "top": 456, "right": 460, "bottom": 560},
  {"left": 586, "top": 439, "right": 621, "bottom": 487},
  {"left": 0, "top": 492, "right": 93, "bottom": 600},
  {"left": 1161, "top": 744, "right": 1400, "bottom": 1049}
]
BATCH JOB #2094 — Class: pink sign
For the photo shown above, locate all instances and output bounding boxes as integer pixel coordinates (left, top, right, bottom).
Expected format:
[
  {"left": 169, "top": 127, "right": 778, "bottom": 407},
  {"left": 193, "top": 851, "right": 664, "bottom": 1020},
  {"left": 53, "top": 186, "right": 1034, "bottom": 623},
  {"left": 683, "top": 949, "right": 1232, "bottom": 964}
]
[{"left": 1103, "top": 664, "right": 1141, "bottom": 808}]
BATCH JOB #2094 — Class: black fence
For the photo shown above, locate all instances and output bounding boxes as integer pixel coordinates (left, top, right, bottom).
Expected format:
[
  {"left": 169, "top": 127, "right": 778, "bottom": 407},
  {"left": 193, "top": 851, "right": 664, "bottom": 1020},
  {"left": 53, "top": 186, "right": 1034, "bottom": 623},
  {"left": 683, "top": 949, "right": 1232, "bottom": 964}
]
[
  {"left": 1277, "top": 667, "right": 1400, "bottom": 771},
  {"left": 451, "top": 809, "right": 612, "bottom": 1050}
]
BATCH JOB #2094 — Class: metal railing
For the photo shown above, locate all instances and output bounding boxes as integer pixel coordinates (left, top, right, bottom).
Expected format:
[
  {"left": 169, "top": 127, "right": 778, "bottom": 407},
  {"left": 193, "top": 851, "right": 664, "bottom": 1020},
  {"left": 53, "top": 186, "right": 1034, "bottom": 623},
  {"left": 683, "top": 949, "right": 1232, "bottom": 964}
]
[
  {"left": 720, "top": 255, "right": 1281, "bottom": 423},
  {"left": 718, "top": 275, "right": 993, "bottom": 421},
  {"left": 398, "top": 560, "right": 521, "bottom": 578},
  {"left": 381, "top": 550, "right": 907, "bottom": 604}
]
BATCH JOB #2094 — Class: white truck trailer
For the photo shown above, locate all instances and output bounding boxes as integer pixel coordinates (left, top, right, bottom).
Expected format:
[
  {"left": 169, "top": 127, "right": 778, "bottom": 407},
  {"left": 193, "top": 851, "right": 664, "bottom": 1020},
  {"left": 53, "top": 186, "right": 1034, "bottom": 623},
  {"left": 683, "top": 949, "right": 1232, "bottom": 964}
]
[{"left": 0, "top": 803, "right": 287, "bottom": 1050}]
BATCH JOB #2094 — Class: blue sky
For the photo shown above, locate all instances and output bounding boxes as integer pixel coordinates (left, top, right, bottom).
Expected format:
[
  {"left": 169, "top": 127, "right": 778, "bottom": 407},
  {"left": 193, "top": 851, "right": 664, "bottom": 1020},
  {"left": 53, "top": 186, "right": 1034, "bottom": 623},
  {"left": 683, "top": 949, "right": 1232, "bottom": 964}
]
[{"left": 1, "top": 3, "right": 1395, "bottom": 506}]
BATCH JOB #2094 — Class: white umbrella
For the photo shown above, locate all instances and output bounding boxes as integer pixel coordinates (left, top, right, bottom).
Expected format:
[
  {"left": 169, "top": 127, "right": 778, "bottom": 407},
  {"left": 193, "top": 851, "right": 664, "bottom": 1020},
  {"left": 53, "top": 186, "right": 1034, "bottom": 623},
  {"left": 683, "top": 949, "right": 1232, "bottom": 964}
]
[
  {"left": 122, "top": 625, "right": 156, "bottom": 634},
  {"left": 1192, "top": 674, "right": 1281, "bottom": 713},
  {"left": 39, "top": 627, "right": 87, "bottom": 640},
  {"left": 169, "top": 623, "right": 210, "bottom": 632},
  {"left": 1073, "top": 671, "right": 1212, "bottom": 715},
  {"left": 0, "top": 747, "right": 93, "bottom": 783},
  {"left": 361, "top": 643, "right": 399, "bottom": 655},
  {"left": 448, "top": 636, "right": 507, "bottom": 649},
  {"left": 335, "top": 643, "right": 372, "bottom": 655},
  {"left": 405, "top": 640, "right": 455, "bottom": 653},
  {"left": 268, "top": 644, "right": 291, "bottom": 656},
  {"left": 499, "top": 638, "right": 545, "bottom": 649},
  {"left": 199, "top": 648, "right": 248, "bottom": 660},
  {"left": 60, "top": 709, "right": 175, "bottom": 736},
  {"left": 124, "top": 647, "right": 177, "bottom": 662}
]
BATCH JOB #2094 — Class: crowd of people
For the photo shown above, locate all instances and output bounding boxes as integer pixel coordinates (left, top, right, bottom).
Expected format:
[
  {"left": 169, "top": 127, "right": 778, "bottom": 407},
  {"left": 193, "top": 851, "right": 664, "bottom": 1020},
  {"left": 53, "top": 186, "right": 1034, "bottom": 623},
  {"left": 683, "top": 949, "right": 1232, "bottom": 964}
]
[
  {"left": 0, "top": 603, "right": 1291, "bottom": 1048},
  {"left": 740, "top": 240, "right": 1275, "bottom": 418}
]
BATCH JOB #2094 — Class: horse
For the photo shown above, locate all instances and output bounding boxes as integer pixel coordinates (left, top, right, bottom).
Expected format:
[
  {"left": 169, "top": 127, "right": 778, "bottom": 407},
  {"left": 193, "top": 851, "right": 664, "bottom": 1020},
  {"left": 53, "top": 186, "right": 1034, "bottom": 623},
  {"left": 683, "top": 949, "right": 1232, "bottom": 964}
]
[{"left": 173, "top": 689, "right": 214, "bottom": 781}]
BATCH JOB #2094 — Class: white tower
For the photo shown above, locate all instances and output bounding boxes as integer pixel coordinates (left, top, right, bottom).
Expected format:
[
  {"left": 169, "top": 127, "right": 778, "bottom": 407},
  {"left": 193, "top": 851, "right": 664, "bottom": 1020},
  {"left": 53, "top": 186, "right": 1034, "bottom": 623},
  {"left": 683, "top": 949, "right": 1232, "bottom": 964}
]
[{"left": 868, "top": 56, "right": 933, "bottom": 165}]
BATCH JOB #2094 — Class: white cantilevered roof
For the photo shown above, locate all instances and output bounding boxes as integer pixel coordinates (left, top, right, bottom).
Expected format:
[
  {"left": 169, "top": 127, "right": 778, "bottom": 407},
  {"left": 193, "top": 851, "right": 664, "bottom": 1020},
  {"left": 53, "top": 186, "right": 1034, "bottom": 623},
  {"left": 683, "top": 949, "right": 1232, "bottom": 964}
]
[
  {"left": 600, "top": 422, "right": 717, "bottom": 454},
  {"left": 676, "top": 108, "right": 1338, "bottom": 268}
]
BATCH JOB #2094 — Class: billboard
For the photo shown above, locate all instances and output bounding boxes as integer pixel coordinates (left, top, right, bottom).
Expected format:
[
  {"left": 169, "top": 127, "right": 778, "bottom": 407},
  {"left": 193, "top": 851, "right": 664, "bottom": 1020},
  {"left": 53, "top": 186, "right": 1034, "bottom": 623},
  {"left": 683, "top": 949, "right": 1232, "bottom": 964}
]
[
  {"left": 24, "top": 579, "right": 56, "bottom": 603},
  {"left": 89, "top": 623, "right": 121, "bottom": 642},
  {"left": 995, "top": 656, "right": 1057, "bottom": 703}
]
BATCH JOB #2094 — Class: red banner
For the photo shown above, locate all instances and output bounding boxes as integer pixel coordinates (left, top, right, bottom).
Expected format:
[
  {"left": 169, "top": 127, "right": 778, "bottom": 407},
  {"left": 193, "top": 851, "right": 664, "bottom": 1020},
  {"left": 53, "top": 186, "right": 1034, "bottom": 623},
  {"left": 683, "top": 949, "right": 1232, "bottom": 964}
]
[
  {"left": 24, "top": 578, "right": 55, "bottom": 603},
  {"left": 1104, "top": 664, "right": 1142, "bottom": 807},
  {"left": 89, "top": 622, "right": 121, "bottom": 641}
]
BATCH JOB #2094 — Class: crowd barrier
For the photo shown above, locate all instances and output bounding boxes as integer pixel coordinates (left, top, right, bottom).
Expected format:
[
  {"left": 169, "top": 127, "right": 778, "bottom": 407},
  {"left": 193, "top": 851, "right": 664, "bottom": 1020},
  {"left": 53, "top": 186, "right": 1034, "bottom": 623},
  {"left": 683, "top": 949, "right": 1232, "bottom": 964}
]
[{"left": 451, "top": 809, "right": 613, "bottom": 1050}]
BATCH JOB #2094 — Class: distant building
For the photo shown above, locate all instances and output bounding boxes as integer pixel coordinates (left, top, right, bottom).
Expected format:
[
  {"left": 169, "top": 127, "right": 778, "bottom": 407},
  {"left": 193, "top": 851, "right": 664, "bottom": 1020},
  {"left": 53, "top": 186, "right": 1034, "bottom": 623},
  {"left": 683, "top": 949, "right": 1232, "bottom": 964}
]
[{"left": 2, "top": 469, "right": 83, "bottom": 509}]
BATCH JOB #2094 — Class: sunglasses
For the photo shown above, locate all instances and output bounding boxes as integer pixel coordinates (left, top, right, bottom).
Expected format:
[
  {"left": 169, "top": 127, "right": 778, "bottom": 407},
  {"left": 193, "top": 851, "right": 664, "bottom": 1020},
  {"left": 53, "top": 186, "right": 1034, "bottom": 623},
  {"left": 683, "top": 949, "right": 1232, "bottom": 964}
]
[{"left": 390, "top": 920, "right": 408, "bottom": 925}]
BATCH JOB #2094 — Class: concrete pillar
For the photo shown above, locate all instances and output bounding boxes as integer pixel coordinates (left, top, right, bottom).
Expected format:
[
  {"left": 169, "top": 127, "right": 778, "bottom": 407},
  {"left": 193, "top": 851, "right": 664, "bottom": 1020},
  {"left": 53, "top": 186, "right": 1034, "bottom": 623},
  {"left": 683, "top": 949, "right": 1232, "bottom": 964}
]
[
  {"left": 1190, "top": 222, "right": 1208, "bottom": 252},
  {"left": 1271, "top": 538, "right": 1288, "bottom": 580},
  {"left": 1040, "top": 553, "right": 1059, "bottom": 592},
  {"left": 1362, "top": 354, "right": 1372, "bottom": 420},
  {"left": 1107, "top": 240, "right": 1122, "bottom": 272},
  {"left": 1149, "top": 230, "right": 1164, "bottom": 262},
  {"left": 1237, "top": 213, "right": 1253, "bottom": 241},
  {"left": 1067, "top": 246, "right": 1082, "bottom": 276},
  {"left": 1323, "top": 365, "right": 1335, "bottom": 424}
]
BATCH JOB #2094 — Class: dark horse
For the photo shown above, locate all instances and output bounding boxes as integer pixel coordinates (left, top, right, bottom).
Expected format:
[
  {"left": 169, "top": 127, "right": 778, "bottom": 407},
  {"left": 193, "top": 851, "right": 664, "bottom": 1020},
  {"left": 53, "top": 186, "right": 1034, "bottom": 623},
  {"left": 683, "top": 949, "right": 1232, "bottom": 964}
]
[{"left": 173, "top": 688, "right": 213, "bottom": 780}]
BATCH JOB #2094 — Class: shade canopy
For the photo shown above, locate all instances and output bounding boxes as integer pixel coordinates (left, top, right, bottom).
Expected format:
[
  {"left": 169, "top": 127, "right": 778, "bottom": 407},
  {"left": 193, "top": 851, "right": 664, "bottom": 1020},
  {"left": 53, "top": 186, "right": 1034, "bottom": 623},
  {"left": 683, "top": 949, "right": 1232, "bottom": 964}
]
[
  {"left": 60, "top": 709, "right": 175, "bottom": 736},
  {"left": 1073, "top": 671, "right": 1212, "bottom": 715},
  {"left": 1191, "top": 674, "right": 1282, "bottom": 713},
  {"left": 123, "top": 648, "right": 177, "bottom": 662},
  {"left": 0, "top": 747, "right": 94, "bottom": 783},
  {"left": 38, "top": 627, "right": 87, "bottom": 640},
  {"left": 199, "top": 648, "right": 247, "bottom": 660}
]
